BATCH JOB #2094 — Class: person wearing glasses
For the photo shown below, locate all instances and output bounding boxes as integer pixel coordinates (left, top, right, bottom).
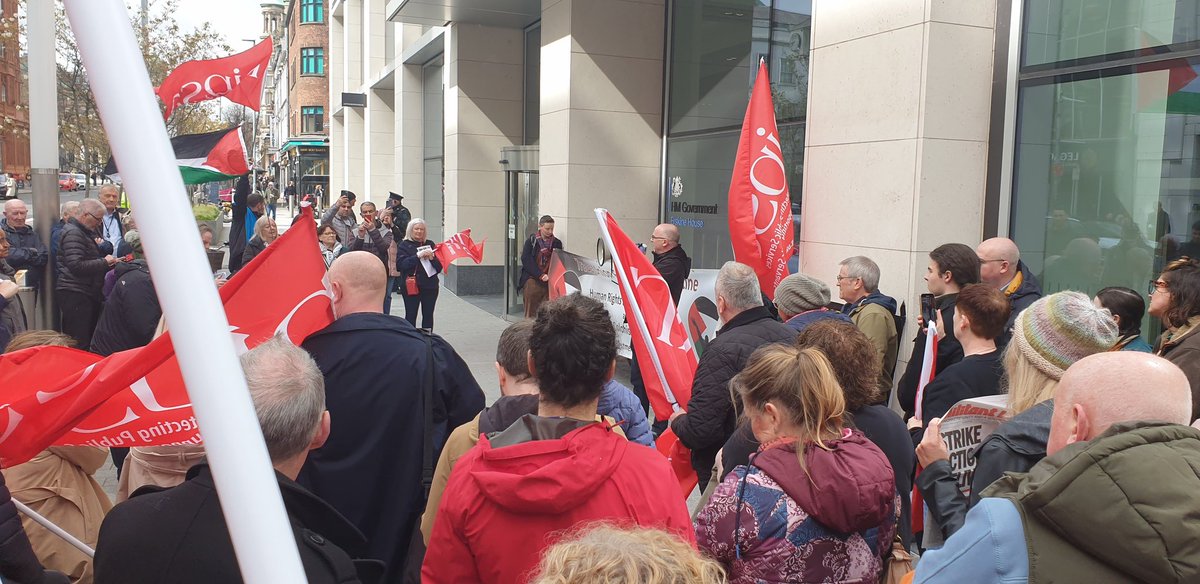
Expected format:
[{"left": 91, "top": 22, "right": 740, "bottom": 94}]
[
  {"left": 1150, "top": 257, "right": 1200, "bottom": 422},
  {"left": 56, "top": 199, "right": 117, "bottom": 349},
  {"left": 976, "top": 237, "right": 1042, "bottom": 348},
  {"left": 835, "top": 255, "right": 899, "bottom": 397}
]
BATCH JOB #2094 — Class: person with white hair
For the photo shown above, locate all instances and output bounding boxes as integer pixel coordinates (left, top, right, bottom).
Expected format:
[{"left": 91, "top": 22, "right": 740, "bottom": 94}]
[
  {"left": 56, "top": 198, "right": 116, "bottom": 348},
  {"left": 396, "top": 218, "right": 442, "bottom": 330},
  {"left": 669, "top": 261, "right": 798, "bottom": 489},
  {"left": 1, "top": 199, "right": 47, "bottom": 293},
  {"left": 94, "top": 336, "right": 386, "bottom": 583},
  {"left": 914, "top": 351, "right": 1199, "bottom": 583},
  {"left": 239, "top": 216, "right": 278, "bottom": 268}
]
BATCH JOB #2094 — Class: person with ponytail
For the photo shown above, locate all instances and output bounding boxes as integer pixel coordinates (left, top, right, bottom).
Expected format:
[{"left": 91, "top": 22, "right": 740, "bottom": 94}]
[{"left": 694, "top": 344, "right": 898, "bottom": 584}]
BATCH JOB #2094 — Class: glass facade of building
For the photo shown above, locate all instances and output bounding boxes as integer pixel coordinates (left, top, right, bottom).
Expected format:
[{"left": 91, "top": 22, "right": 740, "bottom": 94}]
[
  {"left": 1012, "top": 0, "right": 1200, "bottom": 340},
  {"left": 664, "top": 0, "right": 810, "bottom": 269}
]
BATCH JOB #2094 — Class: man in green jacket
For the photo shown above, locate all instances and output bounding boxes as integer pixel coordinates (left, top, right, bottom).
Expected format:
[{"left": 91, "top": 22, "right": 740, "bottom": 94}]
[
  {"left": 836, "top": 255, "right": 898, "bottom": 396},
  {"left": 914, "top": 351, "right": 1198, "bottom": 583}
]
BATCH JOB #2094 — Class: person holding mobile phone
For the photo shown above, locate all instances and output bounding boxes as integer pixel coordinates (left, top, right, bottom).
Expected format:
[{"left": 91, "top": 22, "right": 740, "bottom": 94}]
[{"left": 897, "top": 243, "right": 981, "bottom": 419}]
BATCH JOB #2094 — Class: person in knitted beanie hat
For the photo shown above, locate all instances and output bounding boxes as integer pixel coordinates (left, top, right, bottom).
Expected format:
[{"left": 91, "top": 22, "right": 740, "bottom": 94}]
[
  {"left": 1007, "top": 291, "right": 1118, "bottom": 413},
  {"left": 773, "top": 273, "right": 852, "bottom": 333},
  {"left": 914, "top": 291, "right": 1119, "bottom": 535}
]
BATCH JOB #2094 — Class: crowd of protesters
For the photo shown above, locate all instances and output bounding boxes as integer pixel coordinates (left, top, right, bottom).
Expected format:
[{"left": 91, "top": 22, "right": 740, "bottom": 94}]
[{"left": 1, "top": 175, "right": 1200, "bottom": 584}]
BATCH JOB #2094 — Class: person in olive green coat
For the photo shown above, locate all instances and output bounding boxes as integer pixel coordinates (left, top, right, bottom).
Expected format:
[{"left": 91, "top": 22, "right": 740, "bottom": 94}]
[
  {"left": 914, "top": 351, "right": 1198, "bottom": 583},
  {"left": 836, "top": 256, "right": 898, "bottom": 396}
]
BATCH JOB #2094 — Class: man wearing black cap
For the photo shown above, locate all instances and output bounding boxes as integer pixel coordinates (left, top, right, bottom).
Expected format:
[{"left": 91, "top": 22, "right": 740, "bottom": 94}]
[
  {"left": 321, "top": 190, "right": 359, "bottom": 244},
  {"left": 387, "top": 192, "right": 411, "bottom": 232}
]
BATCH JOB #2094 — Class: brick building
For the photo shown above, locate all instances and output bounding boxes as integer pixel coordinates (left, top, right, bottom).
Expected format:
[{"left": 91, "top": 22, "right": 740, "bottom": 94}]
[
  {"left": 0, "top": 0, "right": 29, "bottom": 179},
  {"left": 277, "top": 0, "right": 329, "bottom": 200}
]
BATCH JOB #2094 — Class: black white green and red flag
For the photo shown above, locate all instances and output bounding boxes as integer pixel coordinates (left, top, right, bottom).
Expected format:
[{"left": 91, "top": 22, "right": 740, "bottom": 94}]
[{"left": 104, "top": 126, "right": 249, "bottom": 185}]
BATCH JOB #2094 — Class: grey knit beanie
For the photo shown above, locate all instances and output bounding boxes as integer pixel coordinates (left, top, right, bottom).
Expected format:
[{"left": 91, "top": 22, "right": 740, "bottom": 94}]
[
  {"left": 774, "top": 273, "right": 830, "bottom": 315},
  {"left": 1011, "top": 291, "right": 1119, "bottom": 380}
]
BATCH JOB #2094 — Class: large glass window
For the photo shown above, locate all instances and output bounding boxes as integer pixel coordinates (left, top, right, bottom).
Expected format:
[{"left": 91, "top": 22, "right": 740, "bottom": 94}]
[
  {"left": 1024, "top": 0, "right": 1200, "bottom": 68},
  {"left": 300, "top": 0, "right": 323, "bottom": 23},
  {"left": 665, "top": 0, "right": 810, "bottom": 268},
  {"left": 1012, "top": 1, "right": 1200, "bottom": 342},
  {"left": 301, "top": 48, "right": 325, "bottom": 76}
]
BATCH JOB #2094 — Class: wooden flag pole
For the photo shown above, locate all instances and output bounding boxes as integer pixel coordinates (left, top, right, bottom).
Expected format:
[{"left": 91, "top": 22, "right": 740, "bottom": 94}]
[{"left": 61, "top": 1, "right": 308, "bottom": 582}]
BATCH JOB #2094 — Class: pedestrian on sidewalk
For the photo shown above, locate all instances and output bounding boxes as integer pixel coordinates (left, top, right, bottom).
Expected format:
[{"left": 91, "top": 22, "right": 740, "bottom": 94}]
[{"left": 397, "top": 218, "right": 442, "bottom": 330}]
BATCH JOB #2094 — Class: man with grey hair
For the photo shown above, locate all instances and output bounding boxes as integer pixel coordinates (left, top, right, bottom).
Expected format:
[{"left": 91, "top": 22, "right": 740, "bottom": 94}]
[
  {"left": 837, "top": 255, "right": 899, "bottom": 395},
  {"left": 1, "top": 199, "right": 47, "bottom": 293},
  {"left": 670, "top": 261, "right": 797, "bottom": 488},
  {"left": 94, "top": 337, "right": 385, "bottom": 583},
  {"left": 913, "top": 351, "right": 1199, "bottom": 583},
  {"left": 56, "top": 198, "right": 116, "bottom": 348},
  {"left": 96, "top": 184, "right": 126, "bottom": 254}
]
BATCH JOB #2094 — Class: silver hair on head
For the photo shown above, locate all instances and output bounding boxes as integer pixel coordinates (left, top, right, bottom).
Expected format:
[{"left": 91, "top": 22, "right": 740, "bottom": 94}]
[
  {"left": 239, "top": 336, "right": 326, "bottom": 463},
  {"left": 716, "top": 261, "right": 763, "bottom": 311},
  {"left": 839, "top": 256, "right": 881, "bottom": 293}
]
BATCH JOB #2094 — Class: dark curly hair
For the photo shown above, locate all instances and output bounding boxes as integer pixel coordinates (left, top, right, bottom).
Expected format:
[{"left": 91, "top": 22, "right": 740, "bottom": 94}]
[
  {"left": 794, "top": 319, "right": 880, "bottom": 410},
  {"left": 1160, "top": 257, "right": 1200, "bottom": 329},
  {"left": 529, "top": 294, "right": 617, "bottom": 407}
]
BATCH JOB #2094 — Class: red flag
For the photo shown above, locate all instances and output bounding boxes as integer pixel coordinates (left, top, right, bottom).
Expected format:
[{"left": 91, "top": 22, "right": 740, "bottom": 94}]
[
  {"left": 0, "top": 207, "right": 332, "bottom": 465},
  {"left": 156, "top": 37, "right": 274, "bottom": 120},
  {"left": 727, "top": 60, "right": 794, "bottom": 300},
  {"left": 434, "top": 229, "right": 485, "bottom": 266},
  {"left": 596, "top": 209, "right": 699, "bottom": 495}
]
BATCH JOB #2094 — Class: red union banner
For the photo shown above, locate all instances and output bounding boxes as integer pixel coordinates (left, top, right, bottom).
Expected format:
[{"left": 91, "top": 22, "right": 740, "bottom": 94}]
[
  {"left": 434, "top": 229, "right": 485, "bottom": 266},
  {"left": 0, "top": 207, "right": 332, "bottom": 465},
  {"left": 727, "top": 60, "right": 794, "bottom": 300},
  {"left": 156, "top": 37, "right": 273, "bottom": 120},
  {"left": 596, "top": 209, "right": 699, "bottom": 495}
]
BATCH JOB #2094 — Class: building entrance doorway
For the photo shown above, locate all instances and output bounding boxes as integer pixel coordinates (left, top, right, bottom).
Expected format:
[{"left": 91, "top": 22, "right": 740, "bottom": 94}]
[{"left": 502, "top": 146, "right": 539, "bottom": 316}]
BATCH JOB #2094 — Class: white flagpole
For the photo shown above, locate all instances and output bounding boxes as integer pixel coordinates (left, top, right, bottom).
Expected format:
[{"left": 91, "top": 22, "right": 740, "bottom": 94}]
[
  {"left": 594, "top": 208, "right": 681, "bottom": 411},
  {"left": 13, "top": 500, "right": 94, "bottom": 558},
  {"left": 61, "top": 2, "right": 307, "bottom": 582}
]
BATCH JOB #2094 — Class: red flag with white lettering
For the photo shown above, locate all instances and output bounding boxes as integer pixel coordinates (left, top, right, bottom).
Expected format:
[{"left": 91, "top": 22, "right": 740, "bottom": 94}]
[
  {"left": 596, "top": 209, "right": 698, "bottom": 495},
  {"left": 434, "top": 229, "right": 485, "bottom": 266},
  {"left": 156, "top": 37, "right": 274, "bottom": 120},
  {"left": 0, "top": 207, "right": 332, "bottom": 465},
  {"left": 727, "top": 60, "right": 794, "bottom": 300}
]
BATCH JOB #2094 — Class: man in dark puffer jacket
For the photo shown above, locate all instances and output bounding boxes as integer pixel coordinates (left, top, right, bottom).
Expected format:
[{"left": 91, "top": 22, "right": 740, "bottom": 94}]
[
  {"left": 669, "top": 261, "right": 797, "bottom": 489},
  {"left": 56, "top": 199, "right": 115, "bottom": 349}
]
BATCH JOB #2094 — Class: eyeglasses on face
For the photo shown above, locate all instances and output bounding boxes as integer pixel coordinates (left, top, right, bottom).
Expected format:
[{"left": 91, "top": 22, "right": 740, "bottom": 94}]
[
  {"left": 1150, "top": 279, "right": 1170, "bottom": 294},
  {"left": 978, "top": 258, "right": 1005, "bottom": 265},
  {"left": 835, "top": 275, "right": 859, "bottom": 283}
]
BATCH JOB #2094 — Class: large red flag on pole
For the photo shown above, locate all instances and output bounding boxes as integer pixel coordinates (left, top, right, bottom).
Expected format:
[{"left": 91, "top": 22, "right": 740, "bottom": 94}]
[
  {"left": 156, "top": 37, "right": 274, "bottom": 120},
  {"left": 727, "top": 59, "right": 794, "bottom": 300},
  {"left": 0, "top": 207, "right": 332, "bottom": 466},
  {"left": 595, "top": 208, "right": 698, "bottom": 495}
]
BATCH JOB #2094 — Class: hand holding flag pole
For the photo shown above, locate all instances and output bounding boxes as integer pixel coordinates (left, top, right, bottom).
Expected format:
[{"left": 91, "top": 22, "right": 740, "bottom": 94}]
[{"left": 62, "top": 2, "right": 307, "bottom": 582}]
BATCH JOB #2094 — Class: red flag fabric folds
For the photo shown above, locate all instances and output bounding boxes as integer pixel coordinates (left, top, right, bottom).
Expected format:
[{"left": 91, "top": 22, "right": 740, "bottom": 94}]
[
  {"left": 434, "top": 229, "right": 485, "bottom": 266},
  {"left": 156, "top": 37, "right": 274, "bottom": 120},
  {"left": 727, "top": 60, "right": 795, "bottom": 300},
  {"left": 596, "top": 209, "right": 699, "bottom": 495},
  {"left": 0, "top": 207, "right": 332, "bottom": 466}
]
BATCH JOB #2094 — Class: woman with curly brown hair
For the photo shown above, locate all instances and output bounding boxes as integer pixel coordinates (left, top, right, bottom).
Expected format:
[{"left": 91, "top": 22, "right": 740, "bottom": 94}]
[
  {"left": 532, "top": 523, "right": 726, "bottom": 584},
  {"left": 1150, "top": 257, "right": 1200, "bottom": 421}
]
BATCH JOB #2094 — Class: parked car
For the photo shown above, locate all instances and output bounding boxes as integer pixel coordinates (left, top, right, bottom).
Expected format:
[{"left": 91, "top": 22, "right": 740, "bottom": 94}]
[
  {"left": 74, "top": 173, "right": 87, "bottom": 191},
  {"left": 58, "top": 173, "right": 77, "bottom": 191}
]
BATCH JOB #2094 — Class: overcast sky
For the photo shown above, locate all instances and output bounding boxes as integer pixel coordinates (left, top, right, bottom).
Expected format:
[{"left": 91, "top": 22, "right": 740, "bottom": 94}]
[{"left": 152, "top": 0, "right": 263, "bottom": 49}]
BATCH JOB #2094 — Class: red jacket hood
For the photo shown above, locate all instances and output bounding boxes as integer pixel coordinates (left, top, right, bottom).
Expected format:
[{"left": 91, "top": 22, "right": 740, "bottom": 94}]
[
  {"left": 469, "top": 423, "right": 627, "bottom": 514},
  {"left": 752, "top": 430, "right": 895, "bottom": 533}
]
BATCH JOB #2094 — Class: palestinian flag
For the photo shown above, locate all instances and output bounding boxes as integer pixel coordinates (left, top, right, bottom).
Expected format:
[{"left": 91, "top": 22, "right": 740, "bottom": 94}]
[{"left": 104, "top": 126, "right": 249, "bottom": 185}]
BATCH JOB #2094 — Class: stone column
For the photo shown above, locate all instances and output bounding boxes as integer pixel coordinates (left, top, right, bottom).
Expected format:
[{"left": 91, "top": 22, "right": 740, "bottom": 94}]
[
  {"left": 539, "top": 0, "right": 665, "bottom": 256},
  {"left": 801, "top": 0, "right": 1000, "bottom": 380}
]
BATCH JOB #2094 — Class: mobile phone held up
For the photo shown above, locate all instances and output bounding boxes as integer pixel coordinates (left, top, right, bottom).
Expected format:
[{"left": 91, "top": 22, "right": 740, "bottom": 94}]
[{"left": 920, "top": 293, "right": 936, "bottom": 329}]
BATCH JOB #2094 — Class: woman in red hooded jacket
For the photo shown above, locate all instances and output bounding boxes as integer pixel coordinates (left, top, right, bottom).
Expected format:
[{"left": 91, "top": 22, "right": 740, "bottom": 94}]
[
  {"left": 694, "top": 344, "right": 898, "bottom": 584},
  {"left": 422, "top": 294, "right": 693, "bottom": 583}
]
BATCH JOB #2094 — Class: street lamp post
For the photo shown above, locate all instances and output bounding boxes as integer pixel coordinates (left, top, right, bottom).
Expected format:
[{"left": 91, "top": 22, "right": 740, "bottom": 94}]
[{"left": 28, "top": 0, "right": 58, "bottom": 328}]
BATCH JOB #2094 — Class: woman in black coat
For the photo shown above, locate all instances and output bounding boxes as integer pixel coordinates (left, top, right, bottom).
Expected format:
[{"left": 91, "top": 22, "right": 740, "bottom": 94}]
[
  {"left": 395, "top": 218, "right": 441, "bottom": 330},
  {"left": 239, "top": 217, "right": 278, "bottom": 270}
]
